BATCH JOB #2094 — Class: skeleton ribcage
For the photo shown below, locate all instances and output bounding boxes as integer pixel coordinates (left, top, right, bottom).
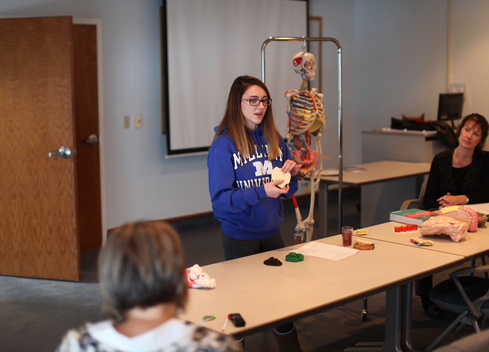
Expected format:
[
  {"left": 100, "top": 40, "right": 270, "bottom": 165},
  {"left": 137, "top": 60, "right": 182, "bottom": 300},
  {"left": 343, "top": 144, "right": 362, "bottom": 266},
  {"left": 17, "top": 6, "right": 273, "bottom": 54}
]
[{"left": 286, "top": 90, "right": 317, "bottom": 136}]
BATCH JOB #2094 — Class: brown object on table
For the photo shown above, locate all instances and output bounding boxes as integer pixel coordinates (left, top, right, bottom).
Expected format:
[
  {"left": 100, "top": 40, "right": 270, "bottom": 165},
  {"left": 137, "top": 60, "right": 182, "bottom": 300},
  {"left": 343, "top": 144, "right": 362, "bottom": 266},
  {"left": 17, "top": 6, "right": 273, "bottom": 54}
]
[
  {"left": 353, "top": 240, "right": 375, "bottom": 251},
  {"left": 477, "top": 212, "right": 488, "bottom": 227}
]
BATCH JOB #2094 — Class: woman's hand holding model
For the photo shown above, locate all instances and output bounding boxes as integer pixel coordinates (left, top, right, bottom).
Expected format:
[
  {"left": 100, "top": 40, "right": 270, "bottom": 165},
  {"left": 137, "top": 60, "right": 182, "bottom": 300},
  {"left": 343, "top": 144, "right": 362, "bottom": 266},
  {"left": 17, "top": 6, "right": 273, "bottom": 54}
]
[
  {"left": 282, "top": 159, "right": 302, "bottom": 176},
  {"left": 265, "top": 160, "right": 301, "bottom": 198}
]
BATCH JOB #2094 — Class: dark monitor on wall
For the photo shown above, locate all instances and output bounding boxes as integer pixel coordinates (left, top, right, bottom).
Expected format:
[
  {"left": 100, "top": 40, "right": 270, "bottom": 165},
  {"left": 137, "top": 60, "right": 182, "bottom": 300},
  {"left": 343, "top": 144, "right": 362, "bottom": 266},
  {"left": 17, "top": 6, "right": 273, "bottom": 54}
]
[{"left": 437, "top": 93, "right": 464, "bottom": 122}]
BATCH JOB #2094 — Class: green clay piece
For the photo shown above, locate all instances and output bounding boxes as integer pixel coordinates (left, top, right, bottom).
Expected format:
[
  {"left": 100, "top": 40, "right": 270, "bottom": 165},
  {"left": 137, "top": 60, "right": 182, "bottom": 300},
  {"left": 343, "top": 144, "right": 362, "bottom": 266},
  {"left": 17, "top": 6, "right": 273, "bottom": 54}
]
[{"left": 286, "top": 252, "right": 304, "bottom": 262}]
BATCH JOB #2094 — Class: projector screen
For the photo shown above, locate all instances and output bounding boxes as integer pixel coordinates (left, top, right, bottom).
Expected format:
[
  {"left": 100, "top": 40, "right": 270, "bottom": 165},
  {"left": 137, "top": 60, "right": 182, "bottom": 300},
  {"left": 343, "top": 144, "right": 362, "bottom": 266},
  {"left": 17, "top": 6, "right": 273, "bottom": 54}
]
[{"left": 162, "top": 0, "right": 308, "bottom": 155}]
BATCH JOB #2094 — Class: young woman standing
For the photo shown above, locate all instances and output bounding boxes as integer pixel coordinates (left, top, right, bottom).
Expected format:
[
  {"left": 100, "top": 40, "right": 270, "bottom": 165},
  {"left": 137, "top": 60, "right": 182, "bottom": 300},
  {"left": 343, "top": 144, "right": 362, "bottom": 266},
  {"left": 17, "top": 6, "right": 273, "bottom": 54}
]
[{"left": 208, "top": 75, "right": 302, "bottom": 351}]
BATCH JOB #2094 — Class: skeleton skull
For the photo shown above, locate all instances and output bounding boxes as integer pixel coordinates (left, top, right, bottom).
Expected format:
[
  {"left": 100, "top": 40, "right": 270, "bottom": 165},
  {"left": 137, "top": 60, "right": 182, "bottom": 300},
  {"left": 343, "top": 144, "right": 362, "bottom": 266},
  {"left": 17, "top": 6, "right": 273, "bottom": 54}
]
[{"left": 292, "top": 51, "right": 316, "bottom": 81}]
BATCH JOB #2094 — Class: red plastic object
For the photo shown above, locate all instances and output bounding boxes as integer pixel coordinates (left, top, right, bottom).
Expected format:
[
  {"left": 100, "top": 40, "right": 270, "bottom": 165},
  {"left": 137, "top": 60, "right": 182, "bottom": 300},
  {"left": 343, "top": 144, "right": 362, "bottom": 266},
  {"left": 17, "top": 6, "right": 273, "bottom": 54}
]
[{"left": 394, "top": 224, "right": 419, "bottom": 233}]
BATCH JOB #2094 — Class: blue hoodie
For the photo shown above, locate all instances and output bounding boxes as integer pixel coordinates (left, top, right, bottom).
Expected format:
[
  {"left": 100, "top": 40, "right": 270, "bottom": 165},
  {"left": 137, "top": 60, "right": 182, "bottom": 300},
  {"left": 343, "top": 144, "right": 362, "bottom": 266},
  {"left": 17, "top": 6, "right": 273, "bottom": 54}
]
[{"left": 207, "top": 126, "right": 298, "bottom": 240}]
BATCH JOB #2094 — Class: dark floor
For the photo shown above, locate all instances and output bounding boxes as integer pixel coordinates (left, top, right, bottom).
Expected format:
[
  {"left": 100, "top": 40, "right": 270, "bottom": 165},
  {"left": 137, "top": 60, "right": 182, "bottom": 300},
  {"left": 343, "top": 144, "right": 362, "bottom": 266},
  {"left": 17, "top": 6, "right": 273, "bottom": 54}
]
[{"left": 0, "top": 187, "right": 481, "bottom": 352}]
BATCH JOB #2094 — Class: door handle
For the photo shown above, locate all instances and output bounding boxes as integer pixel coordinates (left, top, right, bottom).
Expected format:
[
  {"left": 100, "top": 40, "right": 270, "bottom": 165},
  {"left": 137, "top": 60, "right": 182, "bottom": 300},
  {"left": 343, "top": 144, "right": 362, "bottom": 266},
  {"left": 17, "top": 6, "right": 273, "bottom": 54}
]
[
  {"left": 48, "top": 146, "right": 72, "bottom": 158},
  {"left": 84, "top": 134, "right": 99, "bottom": 145}
]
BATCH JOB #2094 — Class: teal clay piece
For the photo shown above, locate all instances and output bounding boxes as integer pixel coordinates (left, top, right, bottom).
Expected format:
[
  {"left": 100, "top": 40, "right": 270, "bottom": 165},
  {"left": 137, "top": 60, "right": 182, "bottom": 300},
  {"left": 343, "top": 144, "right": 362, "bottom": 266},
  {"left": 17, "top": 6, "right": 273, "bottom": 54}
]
[{"left": 286, "top": 252, "right": 304, "bottom": 262}]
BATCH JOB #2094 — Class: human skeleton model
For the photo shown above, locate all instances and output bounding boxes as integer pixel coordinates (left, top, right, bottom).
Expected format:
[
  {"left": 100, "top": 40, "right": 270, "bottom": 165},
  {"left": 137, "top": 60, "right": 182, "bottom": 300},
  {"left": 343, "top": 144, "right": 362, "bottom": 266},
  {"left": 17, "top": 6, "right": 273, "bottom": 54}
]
[{"left": 285, "top": 51, "right": 326, "bottom": 243}]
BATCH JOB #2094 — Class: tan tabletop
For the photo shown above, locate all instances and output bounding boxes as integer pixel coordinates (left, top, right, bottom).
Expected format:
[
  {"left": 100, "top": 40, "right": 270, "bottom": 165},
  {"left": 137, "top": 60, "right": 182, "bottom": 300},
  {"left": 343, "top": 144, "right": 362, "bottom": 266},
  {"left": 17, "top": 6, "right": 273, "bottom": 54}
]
[
  {"left": 321, "top": 160, "right": 431, "bottom": 186},
  {"left": 179, "top": 234, "right": 463, "bottom": 339},
  {"left": 318, "top": 161, "right": 431, "bottom": 235},
  {"left": 357, "top": 221, "right": 489, "bottom": 261}
]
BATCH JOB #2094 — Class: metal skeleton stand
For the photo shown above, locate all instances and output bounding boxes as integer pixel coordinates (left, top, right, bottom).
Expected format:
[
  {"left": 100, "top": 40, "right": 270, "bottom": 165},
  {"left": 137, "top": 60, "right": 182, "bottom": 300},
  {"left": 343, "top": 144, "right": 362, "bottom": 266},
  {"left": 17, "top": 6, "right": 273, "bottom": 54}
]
[
  {"left": 262, "top": 37, "right": 373, "bottom": 322},
  {"left": 261, "top": 36, "right": 343, "bottom": 238}
]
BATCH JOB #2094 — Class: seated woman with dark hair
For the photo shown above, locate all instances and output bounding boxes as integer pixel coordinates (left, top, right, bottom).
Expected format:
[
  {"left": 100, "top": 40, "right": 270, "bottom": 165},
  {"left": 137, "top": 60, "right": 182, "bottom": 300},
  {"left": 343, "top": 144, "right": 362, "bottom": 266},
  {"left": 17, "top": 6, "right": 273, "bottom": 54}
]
[
  {"left": 417, "top": 113, "right": 489, "bottom": 318},
  {"left": 56, "top": 221, "right": 242, "bottom": 352},
  {"left": 423, "top": 113, "right": 489, "bottom": 211}
]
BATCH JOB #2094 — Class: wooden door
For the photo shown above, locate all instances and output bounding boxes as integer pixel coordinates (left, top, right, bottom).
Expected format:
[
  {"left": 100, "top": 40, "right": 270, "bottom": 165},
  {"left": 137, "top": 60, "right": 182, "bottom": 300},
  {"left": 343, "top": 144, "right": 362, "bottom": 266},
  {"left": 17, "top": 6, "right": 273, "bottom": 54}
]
[
  {"left": 0, "top": 16, "right": 80, "bottom": 281},
  {"left": 73, "top": 24, "right": 102, "bottom": 250}
]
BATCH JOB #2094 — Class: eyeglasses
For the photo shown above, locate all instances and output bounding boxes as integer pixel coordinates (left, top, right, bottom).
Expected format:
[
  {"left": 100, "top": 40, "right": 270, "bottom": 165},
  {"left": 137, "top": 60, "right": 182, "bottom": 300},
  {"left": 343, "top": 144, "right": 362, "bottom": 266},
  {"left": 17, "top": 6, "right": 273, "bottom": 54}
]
[{"left": 242, "top": 98, "right": 272, "bottom": 107}]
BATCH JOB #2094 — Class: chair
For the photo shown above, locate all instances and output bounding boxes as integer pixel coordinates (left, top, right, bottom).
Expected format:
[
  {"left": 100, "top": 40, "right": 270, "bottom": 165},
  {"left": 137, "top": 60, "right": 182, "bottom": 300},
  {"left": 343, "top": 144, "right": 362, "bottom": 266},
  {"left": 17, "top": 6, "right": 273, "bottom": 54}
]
[
  {"left": 424, "top": 265, "right": 489, "bottom": 352},
  {"left": 400, "top": 177, "right": 428, "bottom": 210}
]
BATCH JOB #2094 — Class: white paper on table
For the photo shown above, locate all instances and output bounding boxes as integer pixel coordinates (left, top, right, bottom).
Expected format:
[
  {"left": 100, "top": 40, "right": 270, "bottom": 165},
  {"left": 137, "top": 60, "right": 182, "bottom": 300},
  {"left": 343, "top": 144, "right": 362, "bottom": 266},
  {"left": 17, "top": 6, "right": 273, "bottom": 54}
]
[
  {"left": 467, "top": 203, "right": 489, "bottom": 214},
  {"left": 292, "top": 242, "right": 358, "bottom": 261}
]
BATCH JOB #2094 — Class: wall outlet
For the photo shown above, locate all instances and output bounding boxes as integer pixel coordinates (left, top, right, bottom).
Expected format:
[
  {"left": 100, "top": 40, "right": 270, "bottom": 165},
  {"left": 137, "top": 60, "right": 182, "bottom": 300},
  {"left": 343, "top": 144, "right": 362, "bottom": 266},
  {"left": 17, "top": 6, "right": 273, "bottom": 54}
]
[
  {"left": 135, "top": 114, "right": 143, "bottom": 128},
  {"left": 449, "top": 82, "right": 466, "bottom": 94},
  {"left": 124, "top": 115, "right": 130, "bottom": 128}
]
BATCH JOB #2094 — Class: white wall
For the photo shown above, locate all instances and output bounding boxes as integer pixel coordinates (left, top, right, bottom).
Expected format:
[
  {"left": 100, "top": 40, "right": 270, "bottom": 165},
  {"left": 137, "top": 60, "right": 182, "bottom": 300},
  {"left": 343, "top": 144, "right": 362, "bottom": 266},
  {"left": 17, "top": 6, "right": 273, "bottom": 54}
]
[
  {"left": 452, "top": 1, "right": 489, "bottom": 118},
  {"left": 2, "top": 0, "right": 488, "bottom": 229},
  {"left": 308, "top": 0, "right": 356, "bottom": 170},
  {"left": 310, "top": 0, "right": 449, "bottom": 167}
]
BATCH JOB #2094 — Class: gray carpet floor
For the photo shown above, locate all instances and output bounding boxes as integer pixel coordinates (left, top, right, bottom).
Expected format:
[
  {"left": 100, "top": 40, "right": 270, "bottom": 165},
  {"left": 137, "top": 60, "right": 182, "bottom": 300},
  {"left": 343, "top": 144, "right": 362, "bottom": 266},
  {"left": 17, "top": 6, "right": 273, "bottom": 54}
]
[{"left": 0, "top": 188, "right": 481, "bottom": 352}]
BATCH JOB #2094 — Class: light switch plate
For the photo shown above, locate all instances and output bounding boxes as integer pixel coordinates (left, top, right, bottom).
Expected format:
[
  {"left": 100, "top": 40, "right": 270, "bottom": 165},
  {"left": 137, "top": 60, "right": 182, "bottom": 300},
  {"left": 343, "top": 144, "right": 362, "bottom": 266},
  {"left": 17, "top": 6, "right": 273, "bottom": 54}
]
[{"left": 135, "top": 114, "right": 143, "bottom": 128}]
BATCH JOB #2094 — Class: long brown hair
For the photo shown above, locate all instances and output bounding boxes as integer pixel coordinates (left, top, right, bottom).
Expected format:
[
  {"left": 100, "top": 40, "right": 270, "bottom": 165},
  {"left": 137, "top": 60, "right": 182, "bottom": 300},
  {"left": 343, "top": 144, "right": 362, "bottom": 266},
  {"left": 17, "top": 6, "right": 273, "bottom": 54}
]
[{"left": 214, "top": 75, "right": 281, "bottom": 159}]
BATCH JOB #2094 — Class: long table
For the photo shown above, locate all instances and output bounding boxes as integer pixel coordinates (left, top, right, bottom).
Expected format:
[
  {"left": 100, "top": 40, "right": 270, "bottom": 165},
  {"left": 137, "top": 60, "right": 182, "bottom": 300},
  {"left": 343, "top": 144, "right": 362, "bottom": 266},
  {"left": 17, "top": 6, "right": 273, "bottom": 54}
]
[
  {"left": 318, "top": 161, "right": 431, "bottom": 236},
  {"left": 179, "top": 234, "right": 464, "bottom": 351},
  {"left": 344, "top": 221, "right": 489, "bottom": 351},
  {"left": 357, "top": 221, "right": 489, "bottom": 262}
]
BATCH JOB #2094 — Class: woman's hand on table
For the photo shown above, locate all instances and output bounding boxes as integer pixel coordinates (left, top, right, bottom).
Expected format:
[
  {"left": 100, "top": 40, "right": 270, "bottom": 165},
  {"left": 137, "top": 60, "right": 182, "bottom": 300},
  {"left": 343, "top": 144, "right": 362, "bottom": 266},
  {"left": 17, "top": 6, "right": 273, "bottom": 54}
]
[{"left": 437, "top": 193, "right": 467, "bottom": 207}]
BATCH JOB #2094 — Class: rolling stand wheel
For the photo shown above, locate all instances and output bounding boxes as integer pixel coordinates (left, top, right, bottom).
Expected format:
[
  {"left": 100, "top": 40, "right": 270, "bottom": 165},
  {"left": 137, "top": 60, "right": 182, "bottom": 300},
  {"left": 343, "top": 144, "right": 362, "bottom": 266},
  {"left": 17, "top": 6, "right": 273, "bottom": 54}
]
[{"left": 361, "top": 296, "right": 368, "bottom": 321}]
